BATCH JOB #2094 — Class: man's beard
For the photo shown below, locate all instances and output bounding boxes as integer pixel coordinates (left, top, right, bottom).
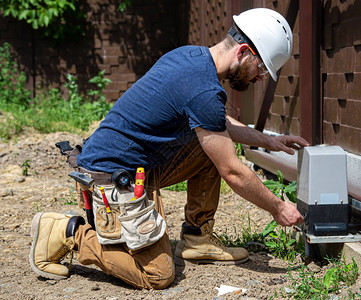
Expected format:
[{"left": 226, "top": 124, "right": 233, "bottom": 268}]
[{"left": 226, "top": 59, "right": 251, "bottom": 92}]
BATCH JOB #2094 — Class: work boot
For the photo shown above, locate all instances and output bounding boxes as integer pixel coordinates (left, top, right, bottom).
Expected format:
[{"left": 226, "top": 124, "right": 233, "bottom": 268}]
[
  {"left": 174, "top": 220, "right": 249, "bottom": 266},
  {"left": 29, "top": 212, "right": 85, "bottom": 280}
]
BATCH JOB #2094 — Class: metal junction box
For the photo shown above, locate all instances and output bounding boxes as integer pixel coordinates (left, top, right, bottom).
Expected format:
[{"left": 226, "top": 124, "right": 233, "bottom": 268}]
[{"left": 297, "top": 145, "right": 349, "bottom": 237}]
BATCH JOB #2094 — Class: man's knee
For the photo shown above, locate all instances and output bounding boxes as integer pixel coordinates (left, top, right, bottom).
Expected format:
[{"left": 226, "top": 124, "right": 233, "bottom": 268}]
[
  {"left": 146, "top": 256, "right": 175, "bottom": 290},
  {"left": 149, "top": 263, "right": 175, "bottom": 290}
]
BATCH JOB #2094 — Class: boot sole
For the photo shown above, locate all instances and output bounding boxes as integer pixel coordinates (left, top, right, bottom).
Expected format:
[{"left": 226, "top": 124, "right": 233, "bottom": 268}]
[
  {"left": 173, "top": 255, "right": 249, "bottom": 267},
  {"left": 29, "top": 212, "right": 68, "bottom": 280}
]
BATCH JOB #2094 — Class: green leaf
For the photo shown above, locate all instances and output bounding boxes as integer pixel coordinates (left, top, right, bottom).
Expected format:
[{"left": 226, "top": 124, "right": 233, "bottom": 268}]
[
  {"left": 277, "top": 170, "right": 284, "bottom": 183},
  {"left": 280, "top": 230, "right": 286, "bottom": 241},
  {"left": 284, "top": 181, "right": 297, "bottom": 192},
  {"left": 68, "top": 2, "right": 76, "bottom": 10},
  {"left": 10, "top": 8, "right": 19, "bottom": 18},
  {"left": 43, "top": 14, "right": 49, "bottom": 26},
  {"left": 19, "top": 9, "right": 29, "bottom": 20},
  {"left": 323, "top": 268, "right": 336, "bottom": 289},
  {"left": 118, "top": 3, "right": 126, "bottom": 12},
  {"left": 265, "top": 241, "right": 277, "bottom": 248},
  {"left": 31, "top": 19, "right": 39, "bottom": 29},
  {"left": 286, "top": 239, "right": 296, "bottom": 247},
  {"left": 263, "top": 180, "right": 282, "bottom": 190},
  {"left": 261, "top": 220, "right": 278, "bottom": 237},
  {"left": 269, "top": 231, "right": 278, "bottom": 238}
]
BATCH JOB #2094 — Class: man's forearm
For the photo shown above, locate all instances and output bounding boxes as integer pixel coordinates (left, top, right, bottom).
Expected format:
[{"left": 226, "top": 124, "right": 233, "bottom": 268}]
[
  {"left": 226, "top": 115, "right": 271, "bottom": 148},
  {"left": 224, "top": 163, "right": 282, "bottom": 216}
]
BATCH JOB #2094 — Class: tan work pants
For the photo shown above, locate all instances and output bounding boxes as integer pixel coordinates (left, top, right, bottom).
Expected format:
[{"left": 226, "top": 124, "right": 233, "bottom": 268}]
[{"left": 75, "top": 138, "right": 221, "bottom": 289}]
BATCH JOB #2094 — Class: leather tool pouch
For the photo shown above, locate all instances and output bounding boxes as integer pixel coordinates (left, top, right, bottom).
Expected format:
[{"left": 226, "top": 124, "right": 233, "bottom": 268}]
[
  {"left": 92, "top": 185, "right": 166, "bottom": 250},
  {"left": 56, "top": 140, "right": 166, "bottom": 250}
]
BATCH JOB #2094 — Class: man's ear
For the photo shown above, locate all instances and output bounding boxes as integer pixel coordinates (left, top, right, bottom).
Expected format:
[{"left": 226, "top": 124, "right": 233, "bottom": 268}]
[{"left": 236, "top": 43, "right": 250, "bottom": 61}]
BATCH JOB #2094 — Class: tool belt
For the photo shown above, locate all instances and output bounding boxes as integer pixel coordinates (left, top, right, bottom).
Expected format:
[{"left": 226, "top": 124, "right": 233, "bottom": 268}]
[
  {"left": 56, "top": 141, "right": 166, "bottom": 250},
  {"left": 92, "top": 185, "right": 166, "bottom": 249}
]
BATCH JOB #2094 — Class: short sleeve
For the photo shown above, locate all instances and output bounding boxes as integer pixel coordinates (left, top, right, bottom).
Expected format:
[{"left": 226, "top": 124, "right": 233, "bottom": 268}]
[{"left": 185, "top": 90, "right": 227, "bottom": 132}]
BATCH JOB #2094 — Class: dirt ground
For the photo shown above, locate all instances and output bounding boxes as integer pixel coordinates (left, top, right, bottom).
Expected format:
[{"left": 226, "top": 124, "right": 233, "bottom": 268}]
[{"left": 0, "top": 129, "right": 360, "bottom": 299}]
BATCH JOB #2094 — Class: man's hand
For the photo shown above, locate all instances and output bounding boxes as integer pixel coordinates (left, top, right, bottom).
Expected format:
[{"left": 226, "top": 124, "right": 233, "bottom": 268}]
[
  {"left": 267, "top": 135, "right": 310, "bottom": 155},
  {"left": 226, "top": 116, "right": 309, "bottom": 154},
  {"left": 272, "top": 201, "right": 304, "bottom": 227}
]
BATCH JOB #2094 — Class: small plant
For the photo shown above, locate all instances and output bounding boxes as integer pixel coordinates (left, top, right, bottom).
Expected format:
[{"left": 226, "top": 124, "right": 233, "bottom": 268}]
[
  {"left": 283, "top": 255, "right": 358, "bottom": 299},
  {"left": 33, "top": 201, "right": 42, "bottom": 212},
  {"left": 0, "top": 46, "right": 113, "bottom": 140},
  {"left": 265, "top": 228, "right": 298, "bottom": 261},
  {"left": 21, "top": 159, "right": 31, "bottom": 176},
  {"left": 260, "top": 170, "right": 302, "bottom": 260},
  {"left": 118, "top": 0, "right": 131, "bottom": 12},
  {"left": 263, "top": 170, "right": 297, "bottom": 203},
  {"left": 347, "top": 288, "right": 361, "bottom": 299},
  {"left": 217, "top": 215, "right": 266, "bottom": 250},
  {"left": 0, "top": 43, "right": 31, "bottom": 109},
  {"left": 85, "top": 70, "right": 113, "bottom": 120}
]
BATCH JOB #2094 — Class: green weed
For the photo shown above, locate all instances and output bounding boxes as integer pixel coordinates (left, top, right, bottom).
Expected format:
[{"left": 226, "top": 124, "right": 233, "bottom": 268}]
[
  {"left": 265, "top": 228, "right": 302, "bottom": 262},
  {"left": 0, "top": 43, "right": 31, "bottom": 108},
  {"left": 33, "top": 201, "right": 42, "bottom": 212},
  {"left": 118, "top": 0, "right": 132, "bottom": 12},
  {"left": 347, "top": 288, "right": 361, "bottom": 299},
  {"left": 217, "top": 215, "right": 266, "bottom": 250},
  {"left": 260, "top": 170, "right": 304, "bottom": 260},
  {"left": 0, "top": 42, "right": 113, "bottom": 140},
  {"left": 0, "top": 112, "right": 25, "bottom": 141},
  {"left": 282, "top": 256, "right": 359, "bottom": 299},
  {"left": 21, "top": 159, "right": 31, "bottom": 176},
  {"left": 263, "top": 170, "right": 297, "bottom": 203}
]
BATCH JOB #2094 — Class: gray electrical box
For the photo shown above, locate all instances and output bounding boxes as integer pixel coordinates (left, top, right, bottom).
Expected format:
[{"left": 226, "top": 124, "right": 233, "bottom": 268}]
[
  {"left": 297, "top": 146, "right": 348, "bottom": 206},
  {"left": 297, "top": 145, "right": 349, "bottom": 236}
]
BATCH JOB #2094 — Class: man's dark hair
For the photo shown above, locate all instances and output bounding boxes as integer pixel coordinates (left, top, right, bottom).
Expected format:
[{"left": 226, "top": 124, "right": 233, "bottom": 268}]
[
  {"left": 222, "top": 24, "right": 239, "bottom": 50},
  {"left": 223, "top": 24, "right": 260, "bottom": 57}
]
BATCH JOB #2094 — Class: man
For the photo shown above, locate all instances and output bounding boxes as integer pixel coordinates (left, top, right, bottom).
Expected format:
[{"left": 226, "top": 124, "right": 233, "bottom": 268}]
[{"left": 29, "top": 8, "right": 307, "bottom": 290}]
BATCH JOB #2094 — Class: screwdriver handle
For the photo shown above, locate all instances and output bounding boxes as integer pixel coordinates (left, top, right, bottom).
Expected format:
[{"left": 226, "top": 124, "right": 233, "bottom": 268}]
[{"left": 99, "top": 186, "right": 111, "bottom": 213}]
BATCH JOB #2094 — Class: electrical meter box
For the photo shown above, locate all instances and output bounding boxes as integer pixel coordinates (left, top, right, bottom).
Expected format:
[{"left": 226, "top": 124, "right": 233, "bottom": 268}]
[{"left": 297, "top": 145, "right": 349, "bottom": 236}]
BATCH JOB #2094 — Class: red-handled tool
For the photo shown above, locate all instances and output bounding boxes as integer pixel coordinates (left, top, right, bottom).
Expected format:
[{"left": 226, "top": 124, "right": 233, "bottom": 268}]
[
  {"left": 99, "top": 186, "right": 111, "bottom": 213},
  {"left": 131, "top": 167, "right": 145, "bottom": 201},
  {"left": 82, "top": 190, "right": 95, "bottom": 228}
]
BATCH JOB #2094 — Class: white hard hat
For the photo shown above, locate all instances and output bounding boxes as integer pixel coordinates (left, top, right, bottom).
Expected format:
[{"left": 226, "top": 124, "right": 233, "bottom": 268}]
[{"left": 233, "top": 8, "right": 293, "bottom": 81}]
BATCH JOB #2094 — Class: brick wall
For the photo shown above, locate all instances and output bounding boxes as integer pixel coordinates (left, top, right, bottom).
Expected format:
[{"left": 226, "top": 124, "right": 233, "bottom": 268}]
[
  {"left": 0, "top": 0, "right": 184, "bottom": 101},
  {"left": 250, "top": 0, "right": 361, "bottom": 155},
  {"left": 322, "top": 0, "right": 361, "bottom": 154},
  {"left": 187, "top": 0, "right": 253, "bottom": 124},
  {"left": 252, "top": 0, "right": 301, "bottom": 136}
]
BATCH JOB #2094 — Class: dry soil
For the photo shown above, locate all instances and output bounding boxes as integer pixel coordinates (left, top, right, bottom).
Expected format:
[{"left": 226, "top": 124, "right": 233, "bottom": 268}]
[{"left": 0, "top": 130, "right": 360, "bottom": 299}]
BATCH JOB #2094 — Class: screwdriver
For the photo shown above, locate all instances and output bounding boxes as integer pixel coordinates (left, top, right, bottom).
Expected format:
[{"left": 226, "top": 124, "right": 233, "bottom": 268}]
[
  {"left": 99, "top": 186, "right": 111, "bottom": 213},
  {"left": 131, "top": 167, "right": 145, "bottom": 201}
]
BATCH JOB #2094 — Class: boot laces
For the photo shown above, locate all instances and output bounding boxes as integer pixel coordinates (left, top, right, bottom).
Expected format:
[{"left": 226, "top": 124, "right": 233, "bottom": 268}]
[
  {"left": 53, "top": 241, "right": 75, "bottom": 271},
  {"left": 205, "top": 227, "right": 227, "bottom": 249}
]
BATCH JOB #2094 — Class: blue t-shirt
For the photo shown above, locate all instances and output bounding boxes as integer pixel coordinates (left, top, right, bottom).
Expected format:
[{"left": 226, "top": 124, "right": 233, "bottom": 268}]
[{"left": 77, "top": 46, "right": 227, "bottom": 174}]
